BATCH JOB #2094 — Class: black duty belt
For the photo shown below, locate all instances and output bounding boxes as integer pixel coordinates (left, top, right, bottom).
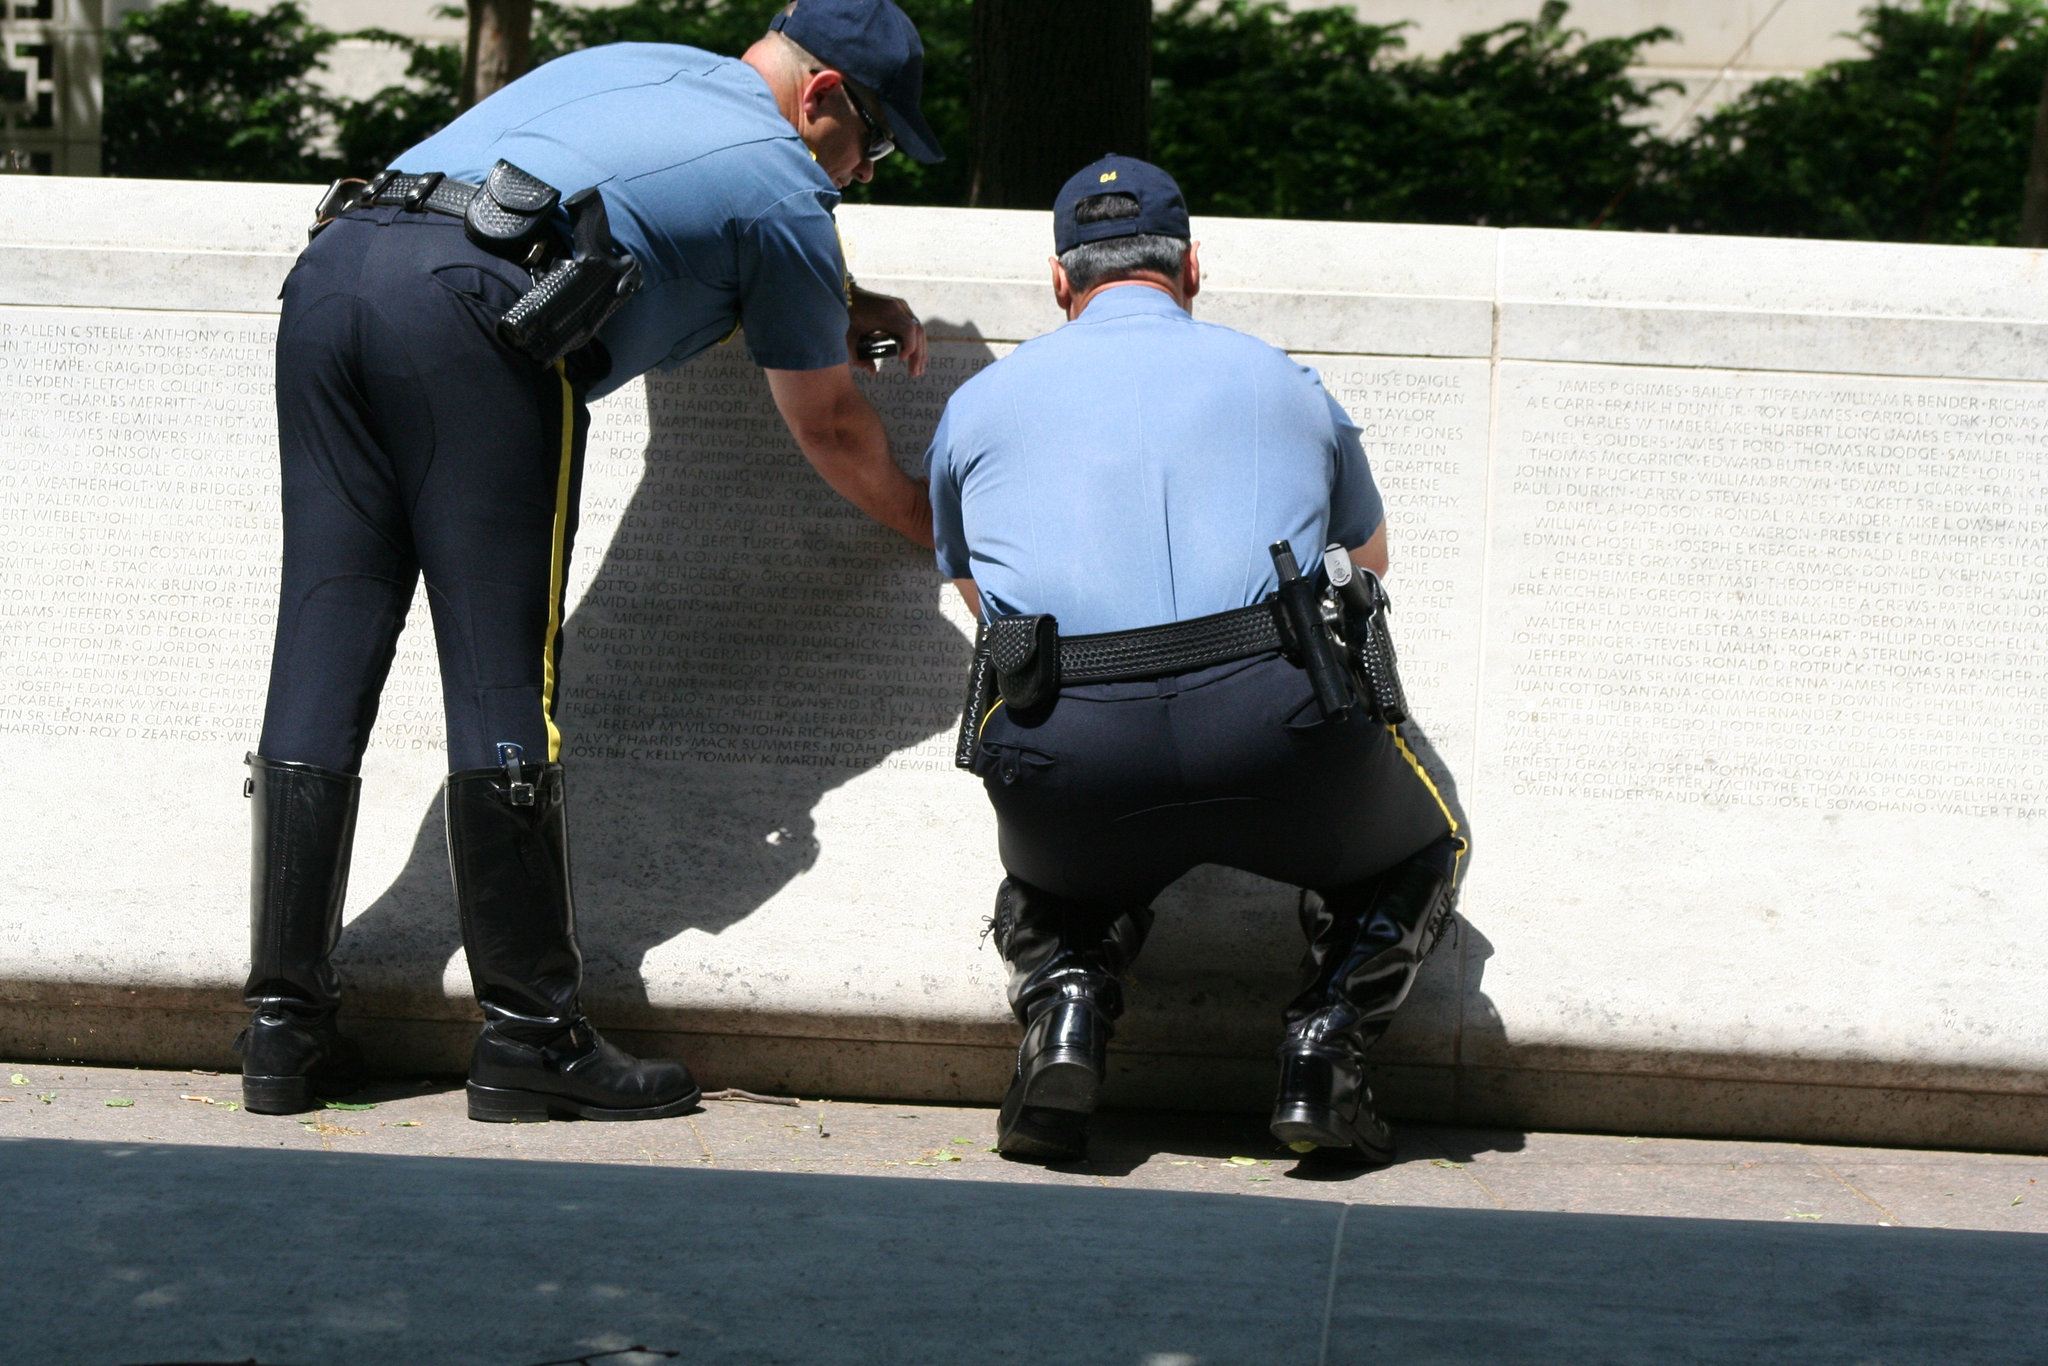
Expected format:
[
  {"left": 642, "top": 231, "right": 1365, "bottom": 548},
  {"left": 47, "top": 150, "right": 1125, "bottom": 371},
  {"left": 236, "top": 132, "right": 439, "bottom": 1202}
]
[
  {"left": 953, "top": 541, "right": 1414, "bottom": 771},
  {"left": 1057, "top": 602, "right": 1282, "bottom": 684},
  {"left": 308, "top": 160, "right": 643, "bottom": 368},
  {"left": 364, "top": 170, "right": 487, "bottom": 220}
]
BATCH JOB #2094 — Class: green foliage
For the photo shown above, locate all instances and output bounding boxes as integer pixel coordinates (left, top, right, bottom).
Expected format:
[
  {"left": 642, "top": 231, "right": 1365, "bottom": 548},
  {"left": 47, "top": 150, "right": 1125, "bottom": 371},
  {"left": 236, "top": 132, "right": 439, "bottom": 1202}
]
[
  {"left": 97, "top": 0, "right": 2048, "bottom": 245},
  {"left": 330, "top": 30, "right": 463, "bottom": 176},
  {"left": 1626, "top": 0, "right": 2048, "bottom": 244},
  {"left": 103, "top": 0, "right": 336, "bottom": 180},
  {"left": 1151, "top": 0, "right": 1673, "bottom": 226}
]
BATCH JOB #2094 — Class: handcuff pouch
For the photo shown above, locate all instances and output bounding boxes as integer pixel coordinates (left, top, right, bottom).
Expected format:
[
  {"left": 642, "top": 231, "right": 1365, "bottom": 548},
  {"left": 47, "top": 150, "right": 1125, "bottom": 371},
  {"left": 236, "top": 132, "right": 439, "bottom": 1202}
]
[
  {"left": 464, "top": 159, "right": 561, "bottom": 263},
  {"left": 989, "top": 613, "right": 1060, "bottom": 713}
]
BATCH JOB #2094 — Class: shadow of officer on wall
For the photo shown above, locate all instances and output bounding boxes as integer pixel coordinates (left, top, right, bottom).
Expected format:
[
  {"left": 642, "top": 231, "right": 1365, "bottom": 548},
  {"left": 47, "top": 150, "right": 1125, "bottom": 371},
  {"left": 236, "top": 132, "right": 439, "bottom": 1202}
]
[
  {"left": 929, "top": 156, "right": 1472, "bottom": 1169},
  {"left": 340, "top": 340, "right": 991, "bottom": 1037}
]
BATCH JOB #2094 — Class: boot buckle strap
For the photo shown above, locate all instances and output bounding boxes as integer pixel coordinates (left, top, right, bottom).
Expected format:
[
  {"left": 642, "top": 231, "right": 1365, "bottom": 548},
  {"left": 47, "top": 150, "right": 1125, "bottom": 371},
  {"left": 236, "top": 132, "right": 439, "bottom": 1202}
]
[{"left": 496, "top": 742, "right": 537, "bottom": 806}]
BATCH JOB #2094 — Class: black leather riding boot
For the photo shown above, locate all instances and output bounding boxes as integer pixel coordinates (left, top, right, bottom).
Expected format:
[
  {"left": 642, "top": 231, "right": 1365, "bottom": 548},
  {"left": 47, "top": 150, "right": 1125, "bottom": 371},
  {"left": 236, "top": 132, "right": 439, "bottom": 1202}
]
[
  {"left": 237, "top": 753, "right": 365, "bottom": 1114},
  {"left": 447, "top": 757, "right": 699, "bottom": 1122},
  {"left": 1271, "top": 840, "right": 1459, "bottom": 1162},
  {"left": 989, "top": 876, "right": 1153, "bottom": 1163}
]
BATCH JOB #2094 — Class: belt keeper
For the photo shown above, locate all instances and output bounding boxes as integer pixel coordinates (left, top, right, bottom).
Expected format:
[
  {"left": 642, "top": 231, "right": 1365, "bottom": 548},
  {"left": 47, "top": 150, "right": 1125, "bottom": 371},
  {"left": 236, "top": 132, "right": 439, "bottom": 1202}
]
[{"left": 403, "top": 171, "right": 444, "bottom": 212}]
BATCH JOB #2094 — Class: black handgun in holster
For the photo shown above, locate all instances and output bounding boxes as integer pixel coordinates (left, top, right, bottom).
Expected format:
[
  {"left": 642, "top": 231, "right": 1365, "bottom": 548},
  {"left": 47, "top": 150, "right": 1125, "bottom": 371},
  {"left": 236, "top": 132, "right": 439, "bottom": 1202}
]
[
  {"left": 497, "top": 186, "right": 643, "bottom": 367},
  {"left": 1270, "top": 540, "right": 1354, "bottom": 723},
  {"left": 1321, "top": 543, "right": 1410, "bottom": 725}
]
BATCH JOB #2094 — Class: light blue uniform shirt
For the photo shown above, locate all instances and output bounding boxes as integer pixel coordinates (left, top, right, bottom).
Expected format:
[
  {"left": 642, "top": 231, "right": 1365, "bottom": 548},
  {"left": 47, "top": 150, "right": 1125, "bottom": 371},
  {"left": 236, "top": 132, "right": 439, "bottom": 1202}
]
[
  {"left": 926, "top": 287, "right": 1385, "bottom": 637},
  {"left": 397, "top": 44, "right": 848, "bottom": 399}
]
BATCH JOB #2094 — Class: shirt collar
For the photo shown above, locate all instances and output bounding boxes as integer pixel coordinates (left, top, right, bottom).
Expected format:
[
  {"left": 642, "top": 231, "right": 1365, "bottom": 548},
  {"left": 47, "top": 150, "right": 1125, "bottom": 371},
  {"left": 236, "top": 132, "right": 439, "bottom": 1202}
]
[{"left": 1072, "top": 283, "right": 1187, "bottom": 324}]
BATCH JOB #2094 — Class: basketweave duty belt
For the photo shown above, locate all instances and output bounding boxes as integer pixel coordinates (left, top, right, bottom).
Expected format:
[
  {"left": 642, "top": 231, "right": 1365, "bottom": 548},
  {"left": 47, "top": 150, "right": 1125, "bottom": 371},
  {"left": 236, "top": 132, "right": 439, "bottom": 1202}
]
[
  {"left": 365, "top": 170, "right": 486, "bottom": 219},
  {"left": 1054, "top": 602, "right": 1285, "bottom": 684}
]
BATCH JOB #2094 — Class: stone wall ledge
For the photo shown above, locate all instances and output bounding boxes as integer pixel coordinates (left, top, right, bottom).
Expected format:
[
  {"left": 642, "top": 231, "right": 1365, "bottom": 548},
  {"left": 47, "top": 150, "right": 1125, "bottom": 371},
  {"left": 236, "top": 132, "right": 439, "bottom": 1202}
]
[{"left": 3, "top": 180, "right": 2044, "bottom": 1153}]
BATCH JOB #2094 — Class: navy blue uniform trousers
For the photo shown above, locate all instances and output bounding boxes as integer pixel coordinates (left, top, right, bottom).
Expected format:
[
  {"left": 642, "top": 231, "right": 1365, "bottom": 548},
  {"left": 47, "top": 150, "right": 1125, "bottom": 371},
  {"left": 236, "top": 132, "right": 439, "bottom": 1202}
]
[
  {"left": 260, "top": 207, "right": 593, "bottom": 774},
  {"left": 975, "top": 654, "right": 1461, "bottom": 908}
]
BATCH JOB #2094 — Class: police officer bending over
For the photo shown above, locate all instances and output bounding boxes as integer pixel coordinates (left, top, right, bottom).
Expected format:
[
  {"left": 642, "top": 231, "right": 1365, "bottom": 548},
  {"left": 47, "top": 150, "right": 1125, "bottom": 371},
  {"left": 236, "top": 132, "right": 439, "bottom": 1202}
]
[
  {"left": 239, "top": 0, "right": 944, "bottom": 1122},
  {"left": 929, "top": 156, "right": 1467, "bottom": 1164}
]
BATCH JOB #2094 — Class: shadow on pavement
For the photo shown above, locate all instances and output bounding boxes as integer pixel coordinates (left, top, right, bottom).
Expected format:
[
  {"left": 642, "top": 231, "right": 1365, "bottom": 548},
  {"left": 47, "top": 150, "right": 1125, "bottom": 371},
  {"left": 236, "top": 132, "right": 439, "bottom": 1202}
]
[{"left": 7, "top": 1137, "right": 2040, "bottom": 1366}]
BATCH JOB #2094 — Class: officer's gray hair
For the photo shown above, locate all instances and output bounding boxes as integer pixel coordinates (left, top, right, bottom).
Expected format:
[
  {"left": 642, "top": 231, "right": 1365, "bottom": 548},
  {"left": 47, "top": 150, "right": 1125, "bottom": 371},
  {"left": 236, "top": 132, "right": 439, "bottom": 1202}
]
[{"left": 1057, "top": 193, "right": 1188, "bottom": 296}]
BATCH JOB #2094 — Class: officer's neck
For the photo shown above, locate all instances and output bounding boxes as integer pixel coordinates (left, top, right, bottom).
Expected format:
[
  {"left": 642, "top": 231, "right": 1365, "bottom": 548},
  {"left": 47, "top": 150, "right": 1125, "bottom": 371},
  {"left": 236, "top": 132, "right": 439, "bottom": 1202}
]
[
  {"left": 1066, "top": 276, "right": 1188, "bottom": 321},
  {"left": 741, "top": 37, "right": 806, "bottom": 126}
]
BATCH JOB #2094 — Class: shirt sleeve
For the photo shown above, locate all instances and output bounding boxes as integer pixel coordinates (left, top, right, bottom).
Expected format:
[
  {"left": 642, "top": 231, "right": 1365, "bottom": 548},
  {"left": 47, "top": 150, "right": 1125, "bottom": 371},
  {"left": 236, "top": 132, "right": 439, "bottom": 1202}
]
[
  {"left": 1321, "top": 385, "right": 1385, "bottom": 548},
  {"left": 736, "top": 190, "right": 850, "bottom": 372},
  {"left": 926, "top": 404, "right": 973, "bottom": 582}
]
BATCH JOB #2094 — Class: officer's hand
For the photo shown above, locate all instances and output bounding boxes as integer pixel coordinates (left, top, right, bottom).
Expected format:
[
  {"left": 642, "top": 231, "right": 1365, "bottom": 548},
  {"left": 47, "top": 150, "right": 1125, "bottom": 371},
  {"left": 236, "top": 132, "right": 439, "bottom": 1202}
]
[{"left": 847, "top": 286, "right": 929, "bottom": 378}]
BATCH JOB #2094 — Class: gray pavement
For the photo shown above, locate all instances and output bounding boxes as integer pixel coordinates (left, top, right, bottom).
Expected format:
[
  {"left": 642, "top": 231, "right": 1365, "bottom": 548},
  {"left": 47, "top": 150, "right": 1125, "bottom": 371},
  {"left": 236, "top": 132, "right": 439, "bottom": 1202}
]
[{"left": 3, "top": 1061, "right": 2044, "bottom": 1365}]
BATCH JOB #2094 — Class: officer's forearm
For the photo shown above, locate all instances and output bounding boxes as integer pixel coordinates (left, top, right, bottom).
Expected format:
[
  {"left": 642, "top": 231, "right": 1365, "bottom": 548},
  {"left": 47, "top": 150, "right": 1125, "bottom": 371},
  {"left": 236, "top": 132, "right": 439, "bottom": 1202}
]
[
  {"left": 1351, "top": 522, "right": 1389, "bottom": 578},
  {"left": 766, "top": 365, "right": 933, "bottom": 547}
]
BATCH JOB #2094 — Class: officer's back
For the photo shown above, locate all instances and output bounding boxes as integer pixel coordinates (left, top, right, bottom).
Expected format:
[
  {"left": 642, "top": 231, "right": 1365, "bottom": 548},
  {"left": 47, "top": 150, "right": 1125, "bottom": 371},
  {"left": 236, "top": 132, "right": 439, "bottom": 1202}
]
[{"left": 929, "top": 172, "right": 1382, "bottom": 637}]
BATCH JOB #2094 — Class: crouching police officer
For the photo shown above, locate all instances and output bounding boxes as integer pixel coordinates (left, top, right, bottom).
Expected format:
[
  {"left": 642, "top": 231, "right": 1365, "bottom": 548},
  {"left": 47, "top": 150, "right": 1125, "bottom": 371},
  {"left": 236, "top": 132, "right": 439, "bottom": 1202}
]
[
  {"left": 239, "top": 0, "right": 945, "bottom": 1121},
  {"left": 928, "top": 156, "right": 1467, "bottom": 1164}
]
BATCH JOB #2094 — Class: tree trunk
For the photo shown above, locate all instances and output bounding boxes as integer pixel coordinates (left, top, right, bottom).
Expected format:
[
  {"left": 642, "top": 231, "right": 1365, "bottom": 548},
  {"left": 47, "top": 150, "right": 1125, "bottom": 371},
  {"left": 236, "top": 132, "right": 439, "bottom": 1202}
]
[
  {"left": 2022, "top": 62, "right": 2048, "bottom": 247},
  {"left": 970, "top": 0, "right": 1151, "bottom": 209},
  {"left": 462, "top": 0, "right": 534, "bottom": 109}
]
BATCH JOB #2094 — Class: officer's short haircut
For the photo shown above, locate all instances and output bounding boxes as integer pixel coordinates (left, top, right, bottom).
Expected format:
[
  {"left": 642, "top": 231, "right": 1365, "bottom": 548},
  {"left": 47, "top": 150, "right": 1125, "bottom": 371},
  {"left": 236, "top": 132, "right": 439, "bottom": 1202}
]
[{"left": 1058, "top": 192, "right": 1189, "bottom": 296}]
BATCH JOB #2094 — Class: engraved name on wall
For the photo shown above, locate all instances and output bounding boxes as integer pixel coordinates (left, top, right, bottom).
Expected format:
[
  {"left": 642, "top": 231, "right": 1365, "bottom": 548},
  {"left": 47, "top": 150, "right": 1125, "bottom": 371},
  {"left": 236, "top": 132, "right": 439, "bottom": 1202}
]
[
  {"left": 1490, "top": 365, "right": 2048, "bottom": 815},
  {"left": 1307, "top": 357, "right": 1492, "bottom": 779},
  {"left": 0, "top": 311, "right": 288, "bottom": 745}
]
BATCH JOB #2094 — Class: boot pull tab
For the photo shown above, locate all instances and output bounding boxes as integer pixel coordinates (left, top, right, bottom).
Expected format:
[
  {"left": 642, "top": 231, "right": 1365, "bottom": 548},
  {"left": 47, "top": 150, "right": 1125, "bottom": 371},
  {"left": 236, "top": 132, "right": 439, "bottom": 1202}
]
[{"left": 496, "top": 742, "right": 536, "bottom": 807}]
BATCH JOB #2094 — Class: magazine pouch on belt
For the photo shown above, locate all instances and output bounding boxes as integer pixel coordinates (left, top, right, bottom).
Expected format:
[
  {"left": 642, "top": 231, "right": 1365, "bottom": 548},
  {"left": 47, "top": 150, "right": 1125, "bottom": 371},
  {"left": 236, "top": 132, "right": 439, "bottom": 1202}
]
[
  {"left": 989, "top": 614, "right": 1060, "bottom": 712},
  {"left": 498, "top": 186, "right": 644, "bottom": 367}
]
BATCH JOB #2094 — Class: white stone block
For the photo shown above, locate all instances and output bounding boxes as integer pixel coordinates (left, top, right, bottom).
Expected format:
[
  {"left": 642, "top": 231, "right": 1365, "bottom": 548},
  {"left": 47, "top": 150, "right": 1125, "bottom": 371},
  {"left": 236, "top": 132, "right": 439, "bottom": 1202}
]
[{"left": 2, "top": 180, "right": 2043, "bottom": 1148}]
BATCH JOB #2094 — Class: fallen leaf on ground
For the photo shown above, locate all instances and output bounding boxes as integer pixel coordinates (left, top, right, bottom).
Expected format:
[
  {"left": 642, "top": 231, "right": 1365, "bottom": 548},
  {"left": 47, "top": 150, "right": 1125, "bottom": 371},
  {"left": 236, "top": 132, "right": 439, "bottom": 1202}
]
[
  {"left": 189, "top": 1069, "right": 220, "bottom": 1077},
  {"left": 8, "top": 1074, "right": 25, "bottom": 1085},
  {"left": 180, "top": 1095, "right": 219, "bottom": 1105},
  {"left": 1227, "top": 1156, "right": 1258, "bottom": 1166},
  {"left": 950, "top": 1137, "right": 975, "bottom": 1145},
  {"left": 324, "top": 1101, "right": 376, "bottom": 1112},
  {"left": 105, "top": 1098, "right": 135, "bottom": 1108},
  {"left": 1788, "top": 1212, "right": 1824, "bottom": 1221},
  {"left": 36, "top": 1093, "right": 55, "bottom": 1104},
  {"left": 1249, "top": 1176, "right": 1271, "bottom": 1183},
  {"left": 2013, "top": 1196, "right": 2025, "bottom": 1206},
  {"left": 1286, "top": 1141, "right": 1317, "bottom": 1154},
  {"left": 1430, "top": 1159, "right": 1464, "bottom": 1169},
  {"left": 389, "top": 1121, "right": 420, "bottom": 1128}
]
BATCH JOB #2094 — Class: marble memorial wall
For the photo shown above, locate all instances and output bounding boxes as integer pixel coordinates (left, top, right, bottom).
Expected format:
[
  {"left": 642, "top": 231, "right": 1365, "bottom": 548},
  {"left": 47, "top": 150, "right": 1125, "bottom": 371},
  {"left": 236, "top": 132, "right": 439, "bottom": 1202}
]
[
  {"left": 1492, "top": 368, "right": 2048, "bottom": 816},
  {"left": 2, "top": 185, "right": 2043, "bottom": 1143}
]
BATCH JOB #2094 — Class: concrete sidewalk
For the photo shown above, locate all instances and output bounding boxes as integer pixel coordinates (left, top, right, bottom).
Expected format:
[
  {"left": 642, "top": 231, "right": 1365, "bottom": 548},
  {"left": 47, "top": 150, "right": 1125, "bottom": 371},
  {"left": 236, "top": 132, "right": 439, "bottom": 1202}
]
[{"left": 3, "top": 1062, "right": 2044, "bottom": 1365}]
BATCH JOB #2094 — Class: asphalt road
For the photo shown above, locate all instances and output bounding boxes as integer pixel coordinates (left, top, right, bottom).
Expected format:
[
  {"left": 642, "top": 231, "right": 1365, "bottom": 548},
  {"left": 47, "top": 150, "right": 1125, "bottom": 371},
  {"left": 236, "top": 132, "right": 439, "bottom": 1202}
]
[{"left": 3, "top": 1061, "right": 2043, "bottom": 1365}]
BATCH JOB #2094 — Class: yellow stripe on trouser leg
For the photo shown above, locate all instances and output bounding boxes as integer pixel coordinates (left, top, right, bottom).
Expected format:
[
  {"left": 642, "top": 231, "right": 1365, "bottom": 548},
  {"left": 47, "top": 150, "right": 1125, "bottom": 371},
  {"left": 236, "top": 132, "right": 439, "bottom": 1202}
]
[
  {"left": 1386, "top": 723, "right": 1468, "bottom": 885},
  {"left": 541, "top": 359, "right": 574, "bottom": 762}
]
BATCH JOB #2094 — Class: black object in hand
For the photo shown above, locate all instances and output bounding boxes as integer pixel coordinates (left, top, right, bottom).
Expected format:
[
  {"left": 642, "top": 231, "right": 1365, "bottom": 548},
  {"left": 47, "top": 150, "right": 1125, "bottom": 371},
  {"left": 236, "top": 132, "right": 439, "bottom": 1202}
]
[{"left": 856, "top": 331, "right": 901, "bottom": 361}]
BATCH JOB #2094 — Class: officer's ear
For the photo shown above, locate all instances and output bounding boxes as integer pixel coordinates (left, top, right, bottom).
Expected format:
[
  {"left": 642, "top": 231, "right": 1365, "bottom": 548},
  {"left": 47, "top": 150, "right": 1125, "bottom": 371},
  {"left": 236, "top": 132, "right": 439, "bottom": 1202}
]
[
  {"left": 1050, "top": 255, "right": 1078, "bottom": 317},
  {"left": 1182, "top": 241, "right": 1201, "bottom": 304},
  {"left": 798, "top": 67, "right": 847, "bottom": 126}
]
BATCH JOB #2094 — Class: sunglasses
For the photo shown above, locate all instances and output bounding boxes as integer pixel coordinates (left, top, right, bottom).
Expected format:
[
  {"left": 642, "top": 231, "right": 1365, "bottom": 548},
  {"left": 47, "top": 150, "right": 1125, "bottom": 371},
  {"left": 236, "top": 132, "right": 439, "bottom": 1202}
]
[{"left": 840, "top": 80, "right": 896, "bottom": 163}]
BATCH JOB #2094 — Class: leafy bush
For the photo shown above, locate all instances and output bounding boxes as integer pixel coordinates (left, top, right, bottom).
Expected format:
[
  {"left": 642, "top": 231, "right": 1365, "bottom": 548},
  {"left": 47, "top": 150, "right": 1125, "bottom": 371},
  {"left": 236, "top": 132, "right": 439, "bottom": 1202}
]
[
  {"left": 103, "top": 0, "right": 337, "bottom": 181},
  {"left": 1625, "top": 0, "right": 2048, "bottom": 244},
  {"left": 1151, "top": 0, "right": 1674, "bottom": 226},
  {"left": 330, "top": 29, "right": 463, "bottom": 177},
  {"left": 97, "top": 0, "right": 2048, "bottom": 245}
]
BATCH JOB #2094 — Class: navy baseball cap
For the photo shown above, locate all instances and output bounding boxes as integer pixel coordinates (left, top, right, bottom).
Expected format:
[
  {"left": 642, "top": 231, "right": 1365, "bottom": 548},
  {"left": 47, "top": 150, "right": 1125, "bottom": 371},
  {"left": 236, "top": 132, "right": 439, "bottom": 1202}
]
[
  {"left": 771, "top": 0, "right": 945, "bottom": 165},
  {"left": 1053, "top": 155, "right": 1190, "bottom": 254}
]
